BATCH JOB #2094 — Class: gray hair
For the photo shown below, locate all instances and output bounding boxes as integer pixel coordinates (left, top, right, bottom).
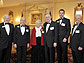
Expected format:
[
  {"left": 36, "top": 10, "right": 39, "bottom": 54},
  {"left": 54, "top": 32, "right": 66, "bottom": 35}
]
[
  {"left": 36, "top": 20, "right": 42, "bottom": 24},
  {"left": 3, "top": 14, "right": 9, "bottom": 19}
]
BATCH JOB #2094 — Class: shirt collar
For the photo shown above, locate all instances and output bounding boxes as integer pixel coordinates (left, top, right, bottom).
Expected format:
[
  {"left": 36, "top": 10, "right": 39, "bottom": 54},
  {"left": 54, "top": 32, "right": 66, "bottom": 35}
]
[
  {"left": 49, "top": 20, "right": 51, "bottom": 23},
  {"left": 35, "top": 26, "right": 42, "bottom": 29},
  {"left": 4, "top": 22, "right": 5, "bottom": 25},
  {"left": 20, "top": 24, "right": 25, "bottom": 27},
  {"left": 47, "top": 20, "right": 51, "bottom": 24},
  {"left": 4, "top": 22, "right": 9, "bottom": 25},
  {"left": 60, "top": 17, "right": 64, "bottom": 19}
]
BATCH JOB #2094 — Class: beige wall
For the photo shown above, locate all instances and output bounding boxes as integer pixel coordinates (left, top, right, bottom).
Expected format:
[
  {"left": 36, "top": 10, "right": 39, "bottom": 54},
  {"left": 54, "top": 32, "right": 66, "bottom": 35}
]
[
  {"left": 0, "top": 1, "right": 84, "bottom": 29},
  {"left": 0, "top": 3, "right": 53, "bottom": 29},
  {"left": 53, "top": 1, "right": 84, "bottom": 28}
]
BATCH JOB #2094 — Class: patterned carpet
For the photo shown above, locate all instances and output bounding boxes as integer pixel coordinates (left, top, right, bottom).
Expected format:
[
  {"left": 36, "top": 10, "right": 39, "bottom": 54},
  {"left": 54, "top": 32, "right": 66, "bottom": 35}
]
[{"left": 10, "top": 46, "right": 73, "bottom": 63}]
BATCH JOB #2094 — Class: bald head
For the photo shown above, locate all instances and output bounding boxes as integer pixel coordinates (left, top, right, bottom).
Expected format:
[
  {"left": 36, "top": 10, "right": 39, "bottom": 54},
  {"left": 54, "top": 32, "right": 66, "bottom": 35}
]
[
  {"left": 75, "top": 15, "right": 82, "bottom": 24},
  {"left": 20, "top": 17, "right": 26, "bottom": 25},
  {"left": 3, "top": 14, "right": 10, "bottom": 23}
]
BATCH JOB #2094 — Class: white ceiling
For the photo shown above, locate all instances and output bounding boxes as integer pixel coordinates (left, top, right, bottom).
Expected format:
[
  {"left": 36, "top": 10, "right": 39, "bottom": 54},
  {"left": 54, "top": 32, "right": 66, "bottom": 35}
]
[{"left": 0, "top": 0, "right": 83, "bottom": 7}]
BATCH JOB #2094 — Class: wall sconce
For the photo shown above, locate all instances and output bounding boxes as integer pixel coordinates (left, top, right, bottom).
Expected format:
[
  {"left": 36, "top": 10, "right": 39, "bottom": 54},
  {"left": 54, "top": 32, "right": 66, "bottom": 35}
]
[
  {"left": 16, "top": 17, "right": 20, "bottom": 22},
  {"left": 2, "top": 18, "right": 4, "bottom": 22}
]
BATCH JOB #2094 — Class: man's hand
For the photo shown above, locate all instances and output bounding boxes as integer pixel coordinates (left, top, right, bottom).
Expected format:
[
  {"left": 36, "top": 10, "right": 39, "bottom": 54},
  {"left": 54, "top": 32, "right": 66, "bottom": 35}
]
[
  {"left": 63, "top": 38, "right": 67, "bottom": 43},
  {"left": 53, "top": 43, "right": 57, "bottom": 47},
  {"left": 78, "top": 46, "right": 83, "bottom": 51},
  {"left": 27, "top": 43, "right": 30, "bottom": 48},
  {"left": 13, "top": 44, "right": 17, "bottom": 48}
]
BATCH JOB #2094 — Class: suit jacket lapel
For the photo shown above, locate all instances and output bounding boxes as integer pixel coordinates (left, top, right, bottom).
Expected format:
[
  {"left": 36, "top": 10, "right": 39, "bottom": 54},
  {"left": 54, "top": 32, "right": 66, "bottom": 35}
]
[
  {"left": 24, "top": 25, "right": 27, "bottom": 35},
  {"left": 2, "top": 23, "right": 8, "bottom": 36},
  {"left": 72, "top": 22, "right": 82, "bottom": 36},
  {"left": 71, "top": 25, "right": 76, "bottom": 36},
  {"left": 44, "top": 22, "right": 47, "bottom": 33},
  {"left": 18, "top": 24, "right": 22, "bottom": 35},
  {"left": 46, "top": 21, "right": 52, "bottom": 34},
  {"left": 9, "top": 24, "right": 12, "bottom": 36},
  {"left": 75, "top": 22, "right": 82, "bottom": 31}
]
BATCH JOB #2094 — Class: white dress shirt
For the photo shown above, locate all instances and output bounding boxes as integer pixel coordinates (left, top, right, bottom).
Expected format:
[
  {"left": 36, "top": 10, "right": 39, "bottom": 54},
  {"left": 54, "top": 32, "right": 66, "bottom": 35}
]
[
  {"left": 46, "top": 20, "right": 51, "bottom": 33},
  {"left": 72, "top": 24, "right": 79, "bottom": 36},
  {"left": 35, "top": 26, "right": 42, "bottom": 37},
  {"left": 4, "top": 22, "right": 10, "bottom": 35},
  {"left": 20, "top": 24, "right": 25, "bottom": 35},
  {"left": 60, "top": 19, "right": 62, "bottom": 25}
]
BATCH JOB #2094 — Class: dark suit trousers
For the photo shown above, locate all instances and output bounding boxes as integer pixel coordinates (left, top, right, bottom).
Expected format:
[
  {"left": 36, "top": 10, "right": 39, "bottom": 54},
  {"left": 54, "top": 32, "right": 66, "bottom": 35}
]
[
  {"left": 44, "top": 46, "right": 55, "bottom": 63},
  {"left": 57, "top": 42, "right": 68, "bottom": 63},
  {"left": 16, "top": 45, "right": 27, "bottom": 63},
  {"left": 72, "top": 50, "right": 84, "bottom": 63},
  {"left": 0, "top": 46, "right": 12, "bottom": 63},
  {"left": 31, "top": 37, "right": 45, "bottom": 63}
]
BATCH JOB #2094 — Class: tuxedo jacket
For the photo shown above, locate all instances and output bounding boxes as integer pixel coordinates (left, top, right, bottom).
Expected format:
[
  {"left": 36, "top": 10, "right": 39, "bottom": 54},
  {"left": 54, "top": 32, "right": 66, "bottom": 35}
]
[
  {"left": 30, "top": 27, "right": 44, "bottom": 46},
  {"left": 0, "top": 22, "right": 14, "bottom": 49},
  {"left": 14, "top": 24, "right": 30, "bottom": 46},
  {"left": 56, "top": 17, "right": 71, "bottom": 43},
  {"left": 70, "top": 22, "right": 84, "bottom": 51},
  {"left": 43, "top": 21, "right": 58, "bottom": 47}
]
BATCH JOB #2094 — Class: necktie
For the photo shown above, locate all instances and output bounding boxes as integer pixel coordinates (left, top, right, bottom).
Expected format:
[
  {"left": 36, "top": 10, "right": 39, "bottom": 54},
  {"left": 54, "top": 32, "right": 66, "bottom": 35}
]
[{"left": 5, "top": 23, "right": 9, "bottom": 25}]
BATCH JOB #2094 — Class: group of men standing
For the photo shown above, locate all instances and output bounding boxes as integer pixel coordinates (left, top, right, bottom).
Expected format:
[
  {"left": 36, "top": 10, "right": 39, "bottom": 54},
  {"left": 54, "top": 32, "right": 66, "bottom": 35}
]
[
  {"left": 0, "top": 8, "right": 84, "bottom": 63},
  {"left": 43, "top": 9, "right": 71, "bottom": 63},
  {"left": 44, "top": 9, "right": 84, "bottom": 63},
  {"left": 0, "top": 15, "right": 30, "bottom": 63}
]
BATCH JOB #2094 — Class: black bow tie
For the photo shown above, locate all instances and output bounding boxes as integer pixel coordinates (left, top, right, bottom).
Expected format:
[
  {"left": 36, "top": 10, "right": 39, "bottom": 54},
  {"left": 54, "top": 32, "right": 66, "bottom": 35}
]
[
  {"left": 60, "top": 18, "right": 63, "bottom": 20},
  {"left": 21, "top": 25, "right": 25, "bottom": 27},
  {"left": 5, "top": 23, "right": 9, "bottom": 25},
  {"left": 47, "top": 23, "right": 51, "bottom": 24}
]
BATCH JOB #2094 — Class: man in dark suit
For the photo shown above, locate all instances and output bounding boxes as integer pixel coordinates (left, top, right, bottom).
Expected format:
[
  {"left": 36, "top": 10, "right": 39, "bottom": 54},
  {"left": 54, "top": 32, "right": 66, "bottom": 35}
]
[
  {"left": 70, "top": 15, "right": 84, "bottom": 63},
  {"left": 13, "top": 17, "right": 30, "bottom": 63},
  {"left": 43, "top": 13, "right": 57, "bottom": 63},
  {"left": 56, "top": 9, "right": 71, "bottom": 63},
  {"left": 0, "top": 15, "right": 14, "bottom": 63}
]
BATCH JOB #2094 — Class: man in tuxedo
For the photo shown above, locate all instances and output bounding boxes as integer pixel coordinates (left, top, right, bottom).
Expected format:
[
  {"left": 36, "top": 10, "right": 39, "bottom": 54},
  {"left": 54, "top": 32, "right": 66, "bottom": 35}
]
[
  {"left": 13, "top": 17, "right": 30, "bottom": 63},
  {"left": 0, "top": 15, "right": 14, "bottom": 63},
  {"left": 43, "top": 13, "right": 57, "bottom": 63},
  {"left": 70, "top": 15, "right": 84, "bottom": 63},
  {"left": 56, "top": 9, "right": 71, "bottom": 63}
]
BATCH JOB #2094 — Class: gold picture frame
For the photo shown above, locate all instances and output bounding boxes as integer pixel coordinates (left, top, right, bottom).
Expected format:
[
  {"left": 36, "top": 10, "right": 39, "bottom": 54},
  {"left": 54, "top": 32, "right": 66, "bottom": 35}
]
[
  {"left": 74, "top": 3, "right": 83, "bottom": 23},
  {"left": 31, "top": 13, "right": 42, "bottom": 24}
]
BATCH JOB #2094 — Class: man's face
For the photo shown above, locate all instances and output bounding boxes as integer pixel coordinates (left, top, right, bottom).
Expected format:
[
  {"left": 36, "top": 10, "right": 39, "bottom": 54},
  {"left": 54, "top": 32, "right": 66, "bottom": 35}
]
[
  {"left": 45, "top": 14, "right": 51, "bottom": 23},
  {"left": 75, "top": 15, "right": 82, "bottom": 24},
  {"left": 20, "top": 18, "right": 25, "bottom": 25},
  {"left": 4, "top": 15, "right": 10, "bottom": 23},
  {"left": 59, "top": 11, "right": 65, "bottom": 18}
]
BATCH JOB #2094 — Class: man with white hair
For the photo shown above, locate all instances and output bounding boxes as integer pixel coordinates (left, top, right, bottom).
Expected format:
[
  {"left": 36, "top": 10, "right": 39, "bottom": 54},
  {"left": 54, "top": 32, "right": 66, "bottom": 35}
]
[
  {"left": 70, "top": 15, "right": 84, "bottom": 63},
  {"left": 30, "top": 20, "right": 45, "bottom": 63},
  {"left": 0, "top": 14, "right": 14, "bottom": 63},
  {"left": 13, "top": 17, "right": 30, "bottom": 63},
  {"left": 43, "top": 13, "right": 57, "bottom": 63}
]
